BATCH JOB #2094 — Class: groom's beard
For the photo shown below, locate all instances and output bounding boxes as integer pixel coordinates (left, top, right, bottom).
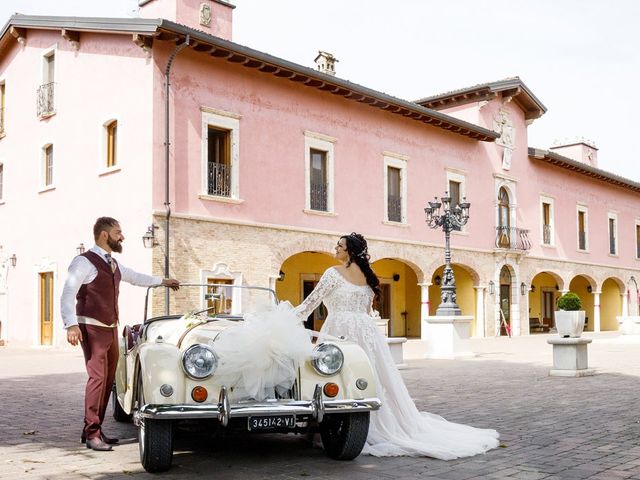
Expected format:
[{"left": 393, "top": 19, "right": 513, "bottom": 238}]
[{"left": 107, "top": 236, "right": 123, "bottom": 253}]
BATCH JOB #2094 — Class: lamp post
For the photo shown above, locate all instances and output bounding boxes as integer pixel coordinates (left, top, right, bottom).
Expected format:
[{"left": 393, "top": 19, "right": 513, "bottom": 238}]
[{"left": 424, "top": 192, "right": 470, "bottom": 316}]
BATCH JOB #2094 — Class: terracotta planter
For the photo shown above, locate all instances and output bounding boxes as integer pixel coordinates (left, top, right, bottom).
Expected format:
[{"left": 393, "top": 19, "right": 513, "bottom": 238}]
[{"left": 555, "top": 310, "right": 585, "bottom": 338}]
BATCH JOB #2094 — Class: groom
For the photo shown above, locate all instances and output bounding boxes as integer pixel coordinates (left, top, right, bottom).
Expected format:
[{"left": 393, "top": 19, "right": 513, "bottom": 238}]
[{"left": 61, "top": 217, "right": 179, "bottom": 451}]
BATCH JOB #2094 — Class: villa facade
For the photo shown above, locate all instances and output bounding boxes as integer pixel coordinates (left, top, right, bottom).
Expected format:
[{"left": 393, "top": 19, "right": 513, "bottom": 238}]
[{"left": 0, "top": 0, "right": 639, "bottom": 347}]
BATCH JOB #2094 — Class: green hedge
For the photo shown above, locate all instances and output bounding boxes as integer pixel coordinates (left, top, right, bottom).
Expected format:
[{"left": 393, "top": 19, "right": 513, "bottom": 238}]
[{"left": 557, "top": 292, "right": 582, "bottom": 311}]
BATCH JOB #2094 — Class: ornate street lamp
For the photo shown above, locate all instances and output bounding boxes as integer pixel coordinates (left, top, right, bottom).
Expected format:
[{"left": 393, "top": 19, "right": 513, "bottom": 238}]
[{"left": 424, "top": 192, "right": 470, "bottom": 316}]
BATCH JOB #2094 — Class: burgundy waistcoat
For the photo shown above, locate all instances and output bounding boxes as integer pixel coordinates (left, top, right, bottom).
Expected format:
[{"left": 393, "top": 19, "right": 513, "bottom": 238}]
[{"left": 76, "top": 251, "right": 122, "bottom": 326}]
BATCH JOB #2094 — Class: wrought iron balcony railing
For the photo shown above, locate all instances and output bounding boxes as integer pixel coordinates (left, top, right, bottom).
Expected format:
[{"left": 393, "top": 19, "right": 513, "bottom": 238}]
[
  {"left": 37, "top": 82, "right": 55, "bottom": 117},
  {"left": 387, "top": 194, "right": 402, "bottom": 222},
  {"left": 609, "top": 236, "right": 616, "bottom": 255},
  {"left": 495, "top": 226, "right": 532, "bottom": 251},
  {"left": 310, "top": 181, "right": 328, "bottom": 211},
  {"left": 578, "top": 231, "right": 586, "bottom": 251},
  {"left": 542, "top": 224, "right": 552, "bottom": 245},
  {"left": 207, "top": 161, "right": 231, "bottom": 197}
]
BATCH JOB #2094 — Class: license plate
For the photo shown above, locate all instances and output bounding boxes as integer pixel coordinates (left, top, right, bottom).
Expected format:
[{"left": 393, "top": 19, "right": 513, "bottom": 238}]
[{"left": 248, "top": 415, "right": 295, "bottom": 430}]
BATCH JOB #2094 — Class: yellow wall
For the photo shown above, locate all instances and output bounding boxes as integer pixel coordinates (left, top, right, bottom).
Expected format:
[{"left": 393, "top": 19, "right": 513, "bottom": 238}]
[
  {"left": 428, "top": 265, "right": 476, "bottom": 334},
  {"left": 371, "top": 259, "right": 420, "bottom": 337},
  {"left": 275, "top": 252, "right": 338, "bottom": 306},
  {"left": 569, "top": 276, "right": 594, "bottom": 331},
  {"left": 601, "top": 278, "right": 621, "bottom": 331}
]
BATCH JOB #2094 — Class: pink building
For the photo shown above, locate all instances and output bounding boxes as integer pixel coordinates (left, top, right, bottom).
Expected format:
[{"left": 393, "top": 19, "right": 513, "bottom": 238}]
[{"left": 0, "top": 0, "right": 638, "bottom": 347}]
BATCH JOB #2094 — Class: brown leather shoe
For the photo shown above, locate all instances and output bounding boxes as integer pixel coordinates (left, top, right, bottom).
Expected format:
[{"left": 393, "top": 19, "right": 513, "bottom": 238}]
[
  {"left": 101, "top": 433, "right": 119, "bottom": 445},
  {"left": 86, "top": 437, "right": 113, "bottom": 451},
  {"left": 81, "top": 433, "right": 119, "bottom": 445}
]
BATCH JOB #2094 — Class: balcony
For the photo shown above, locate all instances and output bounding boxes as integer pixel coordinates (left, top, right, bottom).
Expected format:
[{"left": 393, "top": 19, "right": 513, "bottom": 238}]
[
  {"left": 495, "top": 226, "right": 531, "bottom": 252},
  {"left": 310, "top": 181, "right": 328, "bottom": 211},
  {"left": 387, "top": 194, "right": 402, "bottom": 222},
  {"left": 542, "top": 224, "right": 552, "bottom": 245},
  {"left": 207, "top": 162, "right": 231, "bottom": 197},
  {"left": 37, "top": 82, "right": 55, "bottom": 117},
  {"left": 579, "top": 231, "right": 586, "bottom": 250}
]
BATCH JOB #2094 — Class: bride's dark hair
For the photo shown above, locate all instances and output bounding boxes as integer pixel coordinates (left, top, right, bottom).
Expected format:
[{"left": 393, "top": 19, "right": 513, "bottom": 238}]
[{"left": 341, "top": 232, "right": 382, "bottom": 299}]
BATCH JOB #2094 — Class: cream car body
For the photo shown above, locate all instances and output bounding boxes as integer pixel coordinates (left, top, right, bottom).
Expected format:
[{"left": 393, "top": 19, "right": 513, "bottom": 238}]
[{"left": 113, "top": 284, "right": 381, "bottom": 473}]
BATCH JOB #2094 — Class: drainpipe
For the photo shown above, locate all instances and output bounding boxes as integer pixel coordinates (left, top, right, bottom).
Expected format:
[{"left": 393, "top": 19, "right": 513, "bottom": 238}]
[{"left": 164, "top": 35, "right": 190, "bottom": 315}]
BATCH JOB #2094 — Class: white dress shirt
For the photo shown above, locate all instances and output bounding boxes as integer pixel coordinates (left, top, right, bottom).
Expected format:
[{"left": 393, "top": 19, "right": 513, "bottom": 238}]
[{"left": 60, "top": 245, "right": 163, "bottom": 329}]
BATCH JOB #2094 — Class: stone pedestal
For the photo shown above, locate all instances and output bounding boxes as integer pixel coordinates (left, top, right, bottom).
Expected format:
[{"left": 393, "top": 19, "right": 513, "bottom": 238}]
[
  {"left": 387, "top": 337, "right": 408, "bottom": 369},
  {"left": 547, "top": 337, "right": 595, "bottom": 377},
  {"left": 423, "top": 315, "right": 474, "bottom": 359}
]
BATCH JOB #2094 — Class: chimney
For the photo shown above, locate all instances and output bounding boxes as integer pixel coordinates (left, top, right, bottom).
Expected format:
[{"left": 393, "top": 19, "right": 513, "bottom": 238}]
[
  {"left": 138, "top": 0, "right": 234, "bottom": 41},
  {"left": 550, "top": 137, "right": 598, "bottom": 168},
  {"left": 314, "top": 51, "right": 338, "bottom": 76}
]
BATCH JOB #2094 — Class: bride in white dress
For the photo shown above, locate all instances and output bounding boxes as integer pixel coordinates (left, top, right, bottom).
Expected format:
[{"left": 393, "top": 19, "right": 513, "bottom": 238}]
[{"left": 293, "top": 233, "right": 500, "bottom": 459}]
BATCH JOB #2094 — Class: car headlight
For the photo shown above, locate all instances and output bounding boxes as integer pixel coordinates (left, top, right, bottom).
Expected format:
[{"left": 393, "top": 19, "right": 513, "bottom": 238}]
[
  {"left": 182, "top": 344, "right": 218, "bottom": 379},
  {"left": 312, "top": 343, "right": 344, "bottom": 376}
]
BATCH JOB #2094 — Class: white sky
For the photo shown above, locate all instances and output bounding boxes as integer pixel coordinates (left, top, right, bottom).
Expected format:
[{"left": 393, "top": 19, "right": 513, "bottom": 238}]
[{"left": 2, "top": 0, "right": 638, "bottom": 181}]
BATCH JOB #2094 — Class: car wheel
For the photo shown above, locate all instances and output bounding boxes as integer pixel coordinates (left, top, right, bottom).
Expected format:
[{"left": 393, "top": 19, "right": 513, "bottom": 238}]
[
  {"left": 137, "top": 376, "right": 173, "bottom": 472},
  {"left": 320, "top": 412, "right": 370, "bottom": 460},
  {"left": 111, "top": 384, "right": 132, "bottom": 423}
]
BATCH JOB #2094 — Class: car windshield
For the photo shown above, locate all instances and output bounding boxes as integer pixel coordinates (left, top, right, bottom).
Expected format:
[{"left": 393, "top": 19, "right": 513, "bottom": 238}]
[{"left": 143, "top": 283, "right": 277, "bottom": 322}]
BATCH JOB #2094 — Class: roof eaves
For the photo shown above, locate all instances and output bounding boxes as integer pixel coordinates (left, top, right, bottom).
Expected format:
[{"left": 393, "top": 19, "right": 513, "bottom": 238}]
[
  {"left": 157, "top": 19, "right": 499, "bottom": 142},
  {"left": 529, "top": 147, "right": 640, "bottom": 193},
  {"left": 1, "top": 14, "right": 162, "bottom": 39}
]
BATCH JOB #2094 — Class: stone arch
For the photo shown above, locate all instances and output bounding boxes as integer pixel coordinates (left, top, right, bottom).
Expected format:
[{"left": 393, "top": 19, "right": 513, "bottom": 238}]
[
  {"left": 529, "top": 269, "right": 564, "bottom": 291},
  {"left": 270, "top": 235, "right": 335, "bottom": 274},
  {"left": 425, "top": 250, "right": 483, "bottom": 287},
  {"left": 275, "top": 250, "right": 338, "bottom": 330}
]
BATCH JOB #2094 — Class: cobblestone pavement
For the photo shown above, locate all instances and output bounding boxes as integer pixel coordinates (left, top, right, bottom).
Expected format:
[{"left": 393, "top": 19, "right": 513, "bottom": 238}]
[{"left": 2, "top": 332, "right": 640, "bottom": 480}]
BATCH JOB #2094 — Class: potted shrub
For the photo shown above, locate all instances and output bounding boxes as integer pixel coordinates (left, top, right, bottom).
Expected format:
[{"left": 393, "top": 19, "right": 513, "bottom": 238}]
[{"left": 555, "top": 292, "right": 585, "bottom": 338}]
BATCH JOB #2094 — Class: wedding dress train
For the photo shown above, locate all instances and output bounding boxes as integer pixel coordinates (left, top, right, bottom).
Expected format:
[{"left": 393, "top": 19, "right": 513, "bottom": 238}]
[{"left": 294, "top": 267, "right": 499, "bottom": 459}]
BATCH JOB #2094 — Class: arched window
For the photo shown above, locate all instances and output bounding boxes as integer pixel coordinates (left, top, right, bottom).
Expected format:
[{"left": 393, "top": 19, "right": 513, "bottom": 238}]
[{"left": 498, "top": 187, "right": 510, "bottom": 247}]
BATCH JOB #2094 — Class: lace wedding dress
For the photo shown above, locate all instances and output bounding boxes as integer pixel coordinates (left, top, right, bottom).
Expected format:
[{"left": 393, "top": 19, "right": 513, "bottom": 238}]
[{"left": 294, "top": 267, "right": 499, "bottom": 459}]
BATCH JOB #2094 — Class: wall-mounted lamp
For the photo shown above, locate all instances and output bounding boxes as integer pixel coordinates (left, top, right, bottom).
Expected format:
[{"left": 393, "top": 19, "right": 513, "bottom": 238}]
[
  {"left": 434, "top": 275, "right": 441, "bottom": 286},
  {"left": 488, "top": 280, "right": 495, "bottom": 295},
  {"left": 531, "top": 284, "right": 536, "bottom": 293},
  {"left": 555, "top": 284, "right": 559, "bottom": 291},
  {"left": 587, "top": 285, "right": 592, "bottom": 293},
  {"left": 392, "top": 273, "right": 400, "bottom": 282},
  {"left": 76, "top": 243, "right": 86, "bottom": 255},
  {"left": 9, "top": 254, "right": 17, "bottom": 268},
  {"left": 520, "top": 282, "right": 527, "bottom": 296},
  {"left": 142, "top": 224, "right": 159, "bottom": 248},
  {"left": 277, "top": 270, "right": 285, "bottom": 282}
]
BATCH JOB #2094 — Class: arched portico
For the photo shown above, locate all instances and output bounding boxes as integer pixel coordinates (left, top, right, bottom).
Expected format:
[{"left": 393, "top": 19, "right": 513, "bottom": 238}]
[
  {"left": 275, "top": 251, "right": 338, "bottom": 330},
  {"left": 528, "top": 271, "right": 562, "bottom": 333},
  {"left": 371, "top": 258, "right": 421, "bottom": 337},
  {"left": 569, "top": 275, "right": 596, "bottom": 331},
  {"left": 601, "top": 277, "right": 624, "bottom": 331}
]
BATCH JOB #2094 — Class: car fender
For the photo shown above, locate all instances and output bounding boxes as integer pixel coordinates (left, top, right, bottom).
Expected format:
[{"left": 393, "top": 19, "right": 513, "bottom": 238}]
[
  {"left": 136, "top": 342, "right": 185, "bottom": 406},
  {"left": 300, "top": 342, "right": 378, "bottom": 400}
]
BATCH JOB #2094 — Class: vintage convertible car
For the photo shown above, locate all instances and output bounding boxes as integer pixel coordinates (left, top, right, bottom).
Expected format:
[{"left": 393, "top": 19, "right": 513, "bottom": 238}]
[{"left": 112, "top": 284, "right": 381, "bottom": 472}]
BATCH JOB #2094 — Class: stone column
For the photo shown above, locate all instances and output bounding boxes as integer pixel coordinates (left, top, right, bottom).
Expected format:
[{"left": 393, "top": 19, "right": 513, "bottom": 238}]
[
  {"left": 593, "top": 291, "right": 601, "bottom": 332},
  {"left": 418, "top": 282, "right": 431, "bottom": 341},
  {"left": 473, "top": 286, "right": 486, "bottom": 338}
]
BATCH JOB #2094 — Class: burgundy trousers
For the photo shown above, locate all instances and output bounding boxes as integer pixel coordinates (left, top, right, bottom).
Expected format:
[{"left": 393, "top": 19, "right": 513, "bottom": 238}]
[{"left": 79, "top": 323, "right": 118, "bottom": 440}]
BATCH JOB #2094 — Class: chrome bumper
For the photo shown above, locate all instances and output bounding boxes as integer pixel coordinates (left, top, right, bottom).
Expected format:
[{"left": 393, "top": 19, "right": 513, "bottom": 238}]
[{"left": 138, "top": 385, "right": 381, "bottom": 425}]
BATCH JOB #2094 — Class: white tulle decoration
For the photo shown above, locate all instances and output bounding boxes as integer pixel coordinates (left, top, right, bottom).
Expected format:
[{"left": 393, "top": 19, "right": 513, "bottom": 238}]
[{"left": 211, "top": 301, "right": 313, "bottom": 400}]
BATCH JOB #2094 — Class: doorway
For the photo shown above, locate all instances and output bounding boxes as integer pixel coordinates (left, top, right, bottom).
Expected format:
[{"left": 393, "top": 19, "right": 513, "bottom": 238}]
[
  {"left": 542, "top": 290, "right": 555, "bottom": 329},
  {"left": 39, "top": 272, "right": 53, "bottom": 345},
  {"left": 499, "top": 266, "right": 511, "bottom": 336}
]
